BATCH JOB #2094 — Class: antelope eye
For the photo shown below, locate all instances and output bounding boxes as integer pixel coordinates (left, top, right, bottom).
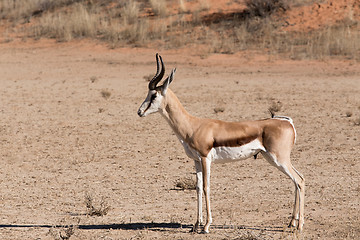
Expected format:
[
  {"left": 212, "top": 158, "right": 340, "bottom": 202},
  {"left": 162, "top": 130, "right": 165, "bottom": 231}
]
[{"left": 150, "top": 94, "right": 157, "bottom": 101}]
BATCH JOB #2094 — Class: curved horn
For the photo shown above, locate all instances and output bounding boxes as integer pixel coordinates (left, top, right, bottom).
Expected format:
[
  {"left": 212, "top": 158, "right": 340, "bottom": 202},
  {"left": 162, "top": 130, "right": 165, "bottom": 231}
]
[{"left": 148, "top": 53, "right": 165, "bottom": 90}]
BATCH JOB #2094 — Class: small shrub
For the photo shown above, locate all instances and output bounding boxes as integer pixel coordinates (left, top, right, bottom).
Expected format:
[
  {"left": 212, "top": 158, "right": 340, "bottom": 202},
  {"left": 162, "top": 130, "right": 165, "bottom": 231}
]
[
  {"left": 48, "top": 226, "right": 76, "bottom": 240},
  {"left": 245, "top": 0, "right": 289, "bottom": 17},
  {"left": 121, "top": 18, "right": 149, "bottom": 45},
  {"left": 175, "top": 177, "right": 196, "bottom": 190},
  {"left": 100, "top": 90, "right": 111, "bottom": 100},
  {"left": 59, "top": 226, "right": 75, "bottom": 240},
  {"left": 85, "top": 193, "right": 111, "bottom": 216},
  {"left": 47, "top": 217, "right": 80, "bottom": 240},
  {"left": 121, "top": 0, "right": 139, "bottom": 25}
]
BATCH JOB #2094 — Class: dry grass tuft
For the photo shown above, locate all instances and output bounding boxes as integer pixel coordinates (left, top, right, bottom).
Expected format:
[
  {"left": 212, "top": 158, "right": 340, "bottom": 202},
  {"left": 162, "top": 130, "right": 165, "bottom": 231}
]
[
  {"left": 0, "top": 0, "right": 89, "bottom": 23},
  {"left": 235, "top": 230, "right": 262, "bottom": 240},
  {"left": 100, "top": 90, "right": 111, "bottom": 100},
  {"left": 85, "top": 193, "right": 111, "bottom": 216},
  {"left": 121, "top": 0, "right": 139, "bottom": 25},
  {"left": 175, "top": 177, "right": 196, "bottom": 190},
  {"left": 303, "top": 22, "right": 360, "bottom": 60},
  {"left": 32, "top": 3, "right": 97, "bottom": 41},
  {"left": 49, "top": 226, "right": 76, "bottom": 240},
  {"left": 121, "top": 18, "right": 149, "bottom": 45},
  {"left": 47, "top": 217, "right": 80, "bottom": 240},
  {"left": 59, "top": 227, "right": 75, "bottom": 240},
  {"left": 0, "top": 0, "right": 42, "bottom": 21}
]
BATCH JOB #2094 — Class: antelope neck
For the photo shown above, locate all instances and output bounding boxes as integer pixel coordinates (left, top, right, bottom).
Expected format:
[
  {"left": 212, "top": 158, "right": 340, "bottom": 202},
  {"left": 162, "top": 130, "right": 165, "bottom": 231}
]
[{"left": 160, "top": 89, "right": 198, "bottom": 141}]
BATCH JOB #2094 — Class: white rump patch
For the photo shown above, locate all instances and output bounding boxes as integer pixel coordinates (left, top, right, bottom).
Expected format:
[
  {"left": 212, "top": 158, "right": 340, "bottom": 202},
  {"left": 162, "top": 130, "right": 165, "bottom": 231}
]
[
  {"left": 209, "top": 139, "right": 266, "bottom": 164},
  {"left": 273, "top": 116, "right": 297, "bottom": 144}
]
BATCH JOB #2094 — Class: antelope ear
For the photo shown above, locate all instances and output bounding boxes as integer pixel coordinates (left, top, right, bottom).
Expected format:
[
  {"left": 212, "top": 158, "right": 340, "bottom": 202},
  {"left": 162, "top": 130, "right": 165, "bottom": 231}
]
[{"left": 161, "top": 68, "right": 176, "bottom": 95}]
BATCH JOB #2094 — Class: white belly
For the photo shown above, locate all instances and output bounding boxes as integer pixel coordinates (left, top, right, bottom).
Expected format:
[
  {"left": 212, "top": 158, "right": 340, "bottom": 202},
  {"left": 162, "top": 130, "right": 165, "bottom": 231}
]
[
  {"left": 176, "top": 135, "right": 265, "bottom": 163},
  {"left": 208, "top": 139, "right": 265, "bottom": 164}
]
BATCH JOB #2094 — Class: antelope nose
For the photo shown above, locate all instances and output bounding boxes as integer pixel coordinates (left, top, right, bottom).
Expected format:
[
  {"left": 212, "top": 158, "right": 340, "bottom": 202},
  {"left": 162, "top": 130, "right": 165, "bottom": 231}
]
[{"left": 137, "top": 109, "right": 142, "bottom": 117}]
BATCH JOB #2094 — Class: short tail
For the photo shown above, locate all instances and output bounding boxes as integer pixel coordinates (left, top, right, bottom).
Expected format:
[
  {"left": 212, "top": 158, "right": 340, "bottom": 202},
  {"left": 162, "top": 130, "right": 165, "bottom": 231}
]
[{"left": 269, "top": 109, "right": 275, "bottom": 118}]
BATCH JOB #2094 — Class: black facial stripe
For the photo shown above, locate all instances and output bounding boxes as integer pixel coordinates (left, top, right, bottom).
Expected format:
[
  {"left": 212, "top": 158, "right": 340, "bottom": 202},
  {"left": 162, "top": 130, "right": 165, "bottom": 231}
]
[
  {"left": 150, "top": 94, "right": 157, "bottom": 102},
  {"left": 143, "top": 94, "right": 156, "bottom": 114},
  {"left": 143, "top": 101, "right": 152, "bottom": 114}
]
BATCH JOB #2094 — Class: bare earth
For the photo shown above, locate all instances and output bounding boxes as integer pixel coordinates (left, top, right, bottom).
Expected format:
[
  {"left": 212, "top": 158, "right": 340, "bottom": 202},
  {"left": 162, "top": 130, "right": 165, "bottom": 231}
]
[{"left": 0, "top": 40, "right": 359, "bottom": 239}]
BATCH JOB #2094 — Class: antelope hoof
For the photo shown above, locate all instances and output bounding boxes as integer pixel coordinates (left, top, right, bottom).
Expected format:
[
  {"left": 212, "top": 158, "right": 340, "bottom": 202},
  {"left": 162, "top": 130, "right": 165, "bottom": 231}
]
[
  {"left": 200, "top": 229, "right": 209, "bottom": 234},
  {"left": 288, "top": 218, "right": 297, "bottom": 228},
  {"left": 202, "top": 225, "right": 210, "bottom": 234},
  {"left": 190, "top": 222, "right": 199, "bottom": 233},
  {"left": 297, "top": 222, "right": 304, "bottom": 232}
]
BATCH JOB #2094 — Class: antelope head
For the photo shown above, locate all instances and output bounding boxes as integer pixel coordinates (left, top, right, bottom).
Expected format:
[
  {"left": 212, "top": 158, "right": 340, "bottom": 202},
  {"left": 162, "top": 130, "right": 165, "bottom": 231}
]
[{"left": 137, "top": 53, "right": 176, "bottom": 117}]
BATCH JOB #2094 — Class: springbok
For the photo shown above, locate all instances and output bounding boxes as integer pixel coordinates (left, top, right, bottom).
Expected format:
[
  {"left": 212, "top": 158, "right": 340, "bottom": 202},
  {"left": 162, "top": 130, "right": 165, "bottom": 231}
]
[{"left": 137, "top": 54, "right": 305, "bottom": 233}]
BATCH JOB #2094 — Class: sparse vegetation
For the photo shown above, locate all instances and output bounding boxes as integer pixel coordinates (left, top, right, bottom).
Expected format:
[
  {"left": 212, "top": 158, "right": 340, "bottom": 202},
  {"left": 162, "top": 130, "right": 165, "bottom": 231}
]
[
  {"left": 236, "top": 230, "right": 261, "bottom": 240},
  {"left": 48, "top": 225, "right": 76, "bottom": 240},
  {"left": 31, "top": 3, "right": 97, "bottom": 41},
  {"left": 175, "top": 177, "right": 196, "bottom": 190},
  {"left": 121, "top": 0, "right": 140, "bottom": 25},
  {"left": 1, "top": 0, "right": 359, "bottom": 60},
  {"left": 101, "top": 90, "right": 111, "bottom": 100},
  {"left": 299, "top": 21, "right": 360, "bottom": 60},
  {"left": 245, "top": 0, "right": 289, "bottom": 17},
  {"left": 85, "top": 193, "right": 111, "bottom": 216},
  {"left": 47, "top": 217, "right": 80, "bottom": 240}
]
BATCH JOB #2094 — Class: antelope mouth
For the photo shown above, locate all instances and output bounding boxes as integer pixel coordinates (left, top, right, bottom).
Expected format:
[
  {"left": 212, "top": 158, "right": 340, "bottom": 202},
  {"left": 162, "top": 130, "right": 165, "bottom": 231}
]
[{"left": 137, "top": 109, "right": 145, "bottom": 117}]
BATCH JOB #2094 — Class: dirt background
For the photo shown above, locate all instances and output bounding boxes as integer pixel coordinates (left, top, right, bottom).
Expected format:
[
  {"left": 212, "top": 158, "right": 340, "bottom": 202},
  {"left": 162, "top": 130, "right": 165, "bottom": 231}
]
[{"left": 0, "top": 40, "right": 359, "bottom": 239}]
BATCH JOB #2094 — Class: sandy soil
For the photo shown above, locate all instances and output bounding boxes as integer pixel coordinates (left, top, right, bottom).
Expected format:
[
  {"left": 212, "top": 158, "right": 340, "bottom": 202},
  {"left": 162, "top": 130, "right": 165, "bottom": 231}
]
[{"left": 0, "top": 40, "right": 359, "bottom": 239}]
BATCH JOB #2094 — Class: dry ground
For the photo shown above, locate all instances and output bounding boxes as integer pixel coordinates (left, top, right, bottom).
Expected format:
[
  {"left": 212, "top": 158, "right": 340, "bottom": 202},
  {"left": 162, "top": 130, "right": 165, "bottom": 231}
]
[{"left": 0, "top": 40, "right": 359, "bottom": 239}]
